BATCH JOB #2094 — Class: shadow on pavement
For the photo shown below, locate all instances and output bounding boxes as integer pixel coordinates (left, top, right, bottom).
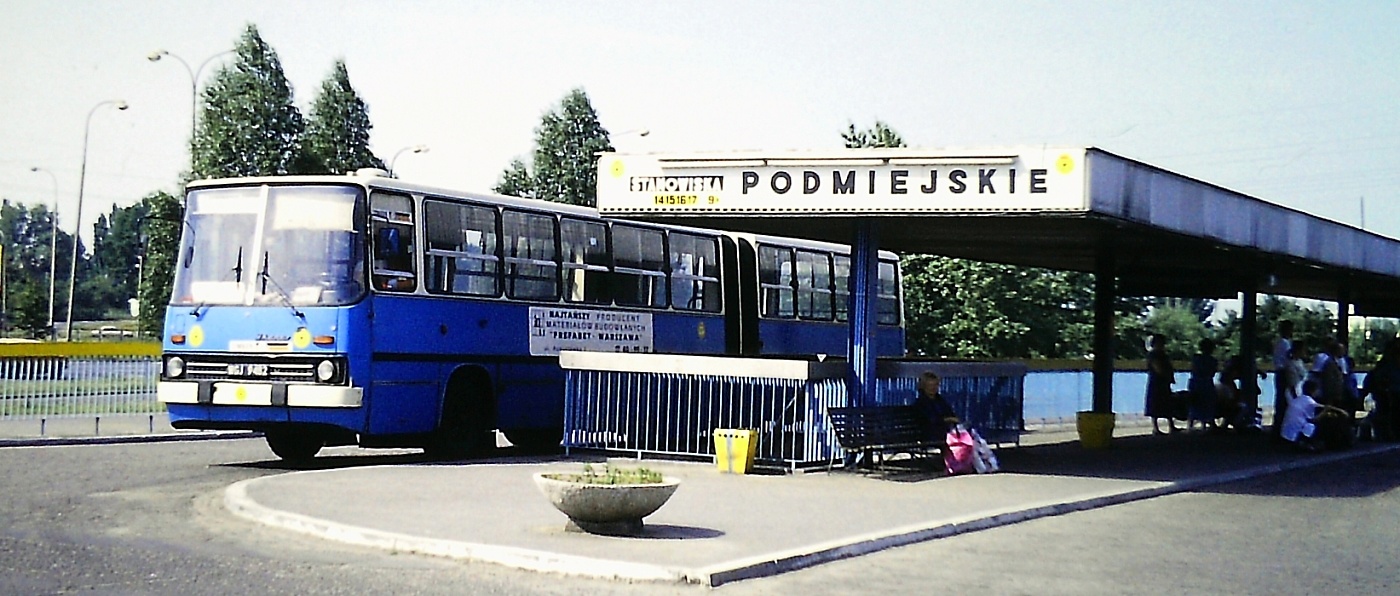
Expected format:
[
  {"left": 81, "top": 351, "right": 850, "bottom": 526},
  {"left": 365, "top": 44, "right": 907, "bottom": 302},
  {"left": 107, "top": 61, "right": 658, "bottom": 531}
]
[
  {"left": 1199, "top": 451, "right": 1400, "bottom": 499},
  {"left": 223, "top": 445, "right": 608, "bottom": 472}
]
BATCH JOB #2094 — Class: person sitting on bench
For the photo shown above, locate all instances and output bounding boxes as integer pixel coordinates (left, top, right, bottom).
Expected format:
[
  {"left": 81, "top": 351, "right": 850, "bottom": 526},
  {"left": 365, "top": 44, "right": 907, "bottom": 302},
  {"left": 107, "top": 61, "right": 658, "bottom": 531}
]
[{"left": 914, "top": 371, "right": 960, "bottom": 443}]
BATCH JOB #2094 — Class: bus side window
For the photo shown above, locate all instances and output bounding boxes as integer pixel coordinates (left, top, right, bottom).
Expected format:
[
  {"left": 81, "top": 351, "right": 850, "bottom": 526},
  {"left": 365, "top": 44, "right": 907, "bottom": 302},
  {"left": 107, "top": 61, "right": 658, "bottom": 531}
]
[
  {"left": 561, "top": 218, "right": 611, "bottom": 304},
  {"left": 758, "top": 245, "right": 795, "bottom": 318},
  {"left": 796, "top": 250, "right": 834, "bottom": 320},
  {"left": 424, "top": 199, "right": 500, "bottom": 297},
  {"left": 612, "top": 224, "right": 667, "bottom": 308},
  {"left": 877, "top": 259, "right": 901, "bottom": 325},
  {"left": 834, "top": 254, "right": 851, "bottom": 322},
  {"left": 370, "top": 192, "right": 417, "bottom": 292},
  {"left": 669, "top": 232, "right": 721, "bottom": 312},
  {"left": 502, "top": 209, "right": 559, "bottom": 301}
]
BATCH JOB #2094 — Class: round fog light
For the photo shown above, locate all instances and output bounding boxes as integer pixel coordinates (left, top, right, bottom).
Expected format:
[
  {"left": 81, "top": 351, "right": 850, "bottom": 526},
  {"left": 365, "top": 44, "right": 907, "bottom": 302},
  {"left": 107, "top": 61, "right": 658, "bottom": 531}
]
[{"left": 316, "top": 360, "right": 337, "bottom": 382}]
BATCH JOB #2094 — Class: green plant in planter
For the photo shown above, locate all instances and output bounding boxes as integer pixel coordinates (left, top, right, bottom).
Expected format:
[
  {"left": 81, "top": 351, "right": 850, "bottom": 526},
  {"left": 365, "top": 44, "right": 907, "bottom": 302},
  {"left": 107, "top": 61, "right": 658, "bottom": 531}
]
[{"left": 544, "top": 463, "right": 663, "bottom": 485}]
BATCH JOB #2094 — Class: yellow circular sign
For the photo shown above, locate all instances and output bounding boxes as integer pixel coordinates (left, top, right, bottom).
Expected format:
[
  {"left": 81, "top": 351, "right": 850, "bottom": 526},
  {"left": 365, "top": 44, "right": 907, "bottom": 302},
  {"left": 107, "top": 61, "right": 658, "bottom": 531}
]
[
  {"left": 293, "top": 327, "right": 312, "bottom": 349},
  {"left": 189, "top": 325, "right": 204, "bottom": 348},
  {"left": 1056, "top": 154, "right": 1075, "bottom": 174},
  {"left": 609, "top": 159, "right": 625, "bottom": 178},
  {"left": 235, "top": 386, "right": 248, "bottom": 402}
]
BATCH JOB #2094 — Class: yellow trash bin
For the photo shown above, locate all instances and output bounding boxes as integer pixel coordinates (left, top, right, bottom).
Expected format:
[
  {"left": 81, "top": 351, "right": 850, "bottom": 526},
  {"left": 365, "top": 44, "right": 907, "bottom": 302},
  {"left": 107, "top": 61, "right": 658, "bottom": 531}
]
[
  {"left": 1076, "top": 411, "right": 1116, "bottom": 449},
  {"left": 714, "top": 428, "right": 757, "bottom": 474}
]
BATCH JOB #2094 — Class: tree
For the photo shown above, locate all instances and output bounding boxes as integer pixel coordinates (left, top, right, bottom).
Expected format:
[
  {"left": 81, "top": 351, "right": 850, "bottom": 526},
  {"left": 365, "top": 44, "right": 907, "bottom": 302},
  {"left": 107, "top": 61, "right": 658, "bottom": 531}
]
[
  {"left": 90, "top": 202, "right": 146, "bottom": 310},
  {"left": 0, "top": 200, "right": 67, "bottom": 335},
  {"left": 501, "top": 88, "right": 613, "bottom": 206},
  {"left": 7, "top": 279, "right": 49, "bottom": 338},
  {"left": 1213, "top": 295, "right": 1336, "bottom": 363},
  {"left": 302, "top": 59, "right": 384, "bottom": 175},
  {"left": 494, "top": 158, "right": 535, "bottom": 198},
  {"left": 191, "top": 24, "right": 304, "bottom": 179},
  {"left": 842, "top": 120, "right": 904, "bottom": 149},
  {"left": 137, "top": 191, "right": 182, "bottom": 337},
  {"left": 1143, "top": 301, "right": 1212, "bottom": 361},
  {"left": 903, "top": 256, "right": 1105, "bottom": 358}
]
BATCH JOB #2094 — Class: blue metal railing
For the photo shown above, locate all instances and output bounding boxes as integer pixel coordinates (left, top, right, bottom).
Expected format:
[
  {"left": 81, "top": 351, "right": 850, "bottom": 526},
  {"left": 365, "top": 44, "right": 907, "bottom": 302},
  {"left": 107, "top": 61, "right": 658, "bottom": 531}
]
[{"left": 560, "top": 352, "right": 1025, "bottom": 470}]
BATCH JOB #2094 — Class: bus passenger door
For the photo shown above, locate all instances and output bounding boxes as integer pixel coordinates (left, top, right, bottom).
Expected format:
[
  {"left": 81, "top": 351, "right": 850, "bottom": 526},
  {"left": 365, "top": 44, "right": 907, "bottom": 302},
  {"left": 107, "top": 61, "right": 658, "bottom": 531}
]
[{"left": 723, "top": 237, "right": 762, "bottom": 355}]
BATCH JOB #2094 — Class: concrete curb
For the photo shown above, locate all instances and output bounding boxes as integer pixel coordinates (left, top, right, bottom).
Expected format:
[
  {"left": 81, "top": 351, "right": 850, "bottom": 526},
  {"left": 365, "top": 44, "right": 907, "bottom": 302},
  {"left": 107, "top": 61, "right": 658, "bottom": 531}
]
[
  {"left": 0, "top": 430, "right": 260, "bottom": 448},
  {"left": 223, "top": 441, "right": 1400, "bottom": 587},
  {"left": 223, "top": 471, "right": 693, "bottom": 583},
  {"left": 700, "top": 442, "right": 1400, "bottom": 586}
]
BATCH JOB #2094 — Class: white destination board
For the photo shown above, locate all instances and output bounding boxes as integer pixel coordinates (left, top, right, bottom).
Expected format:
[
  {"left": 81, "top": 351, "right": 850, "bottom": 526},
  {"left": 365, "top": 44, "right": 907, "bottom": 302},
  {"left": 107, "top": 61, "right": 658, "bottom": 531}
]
[
  {"left": 528, "top": 307, "right": 654, "bottom": 356},
  {"left": 596, "top": 147, "right": 1088, "bottom": 215}
]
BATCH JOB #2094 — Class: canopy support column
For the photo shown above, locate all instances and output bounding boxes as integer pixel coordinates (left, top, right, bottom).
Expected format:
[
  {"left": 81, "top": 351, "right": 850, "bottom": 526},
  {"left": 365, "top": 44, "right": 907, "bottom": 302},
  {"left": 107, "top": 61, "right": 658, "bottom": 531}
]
[
  {"left": 1337, "top": 285, "right": 1352, "bottom": 346},
  {"left": 1242, "top": 285, "right": 1259, "bottom": 388},
  {"left": 1091, "top": 254, "right": 1116, "bottom": 414},
  {"left": 847, "top": 220, "right": 880, "bottom": 407}
]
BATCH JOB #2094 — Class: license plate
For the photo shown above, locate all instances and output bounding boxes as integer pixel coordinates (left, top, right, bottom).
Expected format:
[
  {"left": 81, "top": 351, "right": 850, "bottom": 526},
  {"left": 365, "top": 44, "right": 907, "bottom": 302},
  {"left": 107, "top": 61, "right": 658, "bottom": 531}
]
[{"left": 227, "top": 363, "right": 270, "bottom": 377}]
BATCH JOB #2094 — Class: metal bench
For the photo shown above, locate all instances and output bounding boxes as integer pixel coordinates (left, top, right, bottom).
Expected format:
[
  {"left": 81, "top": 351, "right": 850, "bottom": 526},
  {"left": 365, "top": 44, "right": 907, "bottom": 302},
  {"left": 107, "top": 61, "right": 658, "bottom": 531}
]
[{"left": 827, "top": 405, "right": 944, "bottom": 469}]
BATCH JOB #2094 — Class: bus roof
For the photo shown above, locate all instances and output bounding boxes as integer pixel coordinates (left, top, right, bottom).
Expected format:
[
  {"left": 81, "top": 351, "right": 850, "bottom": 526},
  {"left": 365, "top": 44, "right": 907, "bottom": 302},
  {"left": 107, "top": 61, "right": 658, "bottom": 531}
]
[{"left": 186, "top": 172, "right": 895, "bottom": 258}]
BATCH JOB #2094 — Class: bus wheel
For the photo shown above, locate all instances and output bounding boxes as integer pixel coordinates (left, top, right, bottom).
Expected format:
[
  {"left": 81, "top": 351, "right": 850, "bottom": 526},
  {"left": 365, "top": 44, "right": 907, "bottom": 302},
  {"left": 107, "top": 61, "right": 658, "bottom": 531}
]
[
  {"left": 502, "top": 428, "right": 564, "bottom": 452},
  {"left": 265, "top": 431, "right": 323, "bottom": 462},
  {"left": 426, "top": 369, "right": 494, "bottom": 459}
]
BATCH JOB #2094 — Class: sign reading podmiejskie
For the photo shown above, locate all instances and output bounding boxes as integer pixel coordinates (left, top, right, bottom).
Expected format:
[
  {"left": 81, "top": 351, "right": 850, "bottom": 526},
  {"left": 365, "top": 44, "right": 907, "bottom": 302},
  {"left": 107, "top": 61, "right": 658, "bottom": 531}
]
[{"left": 595, "top": 147, "right": 1088, "bottom": 215}]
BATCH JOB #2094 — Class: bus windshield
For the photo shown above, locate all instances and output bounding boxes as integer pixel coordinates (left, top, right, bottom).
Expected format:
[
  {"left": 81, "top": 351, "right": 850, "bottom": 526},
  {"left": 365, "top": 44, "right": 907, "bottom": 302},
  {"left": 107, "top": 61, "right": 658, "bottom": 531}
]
[{"left": 171, "top": 184, "right": 366, "bottom": 307}]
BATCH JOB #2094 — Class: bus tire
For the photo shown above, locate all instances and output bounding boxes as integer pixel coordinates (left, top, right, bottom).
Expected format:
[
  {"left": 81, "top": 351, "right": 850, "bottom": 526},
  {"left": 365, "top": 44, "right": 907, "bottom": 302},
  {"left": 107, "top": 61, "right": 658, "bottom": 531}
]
[
  {"left": 426, "top": 368, "right": 495, "bottom": 459},
  {"left": 266, "top": 430, "right": 324, "bottom": 462},
  {"left": 501, "top": 428, "right": 564, "bottom": 451}
]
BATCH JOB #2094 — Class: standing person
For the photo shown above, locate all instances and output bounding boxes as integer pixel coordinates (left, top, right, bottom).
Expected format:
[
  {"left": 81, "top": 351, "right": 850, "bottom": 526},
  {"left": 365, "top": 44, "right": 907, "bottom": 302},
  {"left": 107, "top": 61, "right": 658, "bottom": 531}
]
[
  {"left": 1338, "top": 343, "right": 1361, "bottom": 412},
  {"left": 1187, "top": 338, "right": 1220, "bottom": 432},
  {"left": 1361, "top": 339, "right": 1400, "bottom": 441},
  {"left": 1146, "top": 333, "right": 1179, "bottom": 435},
  {"left": 1312, "top": 338, "right": 1346, "bottom": 407},
  {"left": 1272, "top": 320, "right": 1295, "bottom": 437},
  {"left": 1284, "top": 344, "right": 1308, "bottom": 402}
]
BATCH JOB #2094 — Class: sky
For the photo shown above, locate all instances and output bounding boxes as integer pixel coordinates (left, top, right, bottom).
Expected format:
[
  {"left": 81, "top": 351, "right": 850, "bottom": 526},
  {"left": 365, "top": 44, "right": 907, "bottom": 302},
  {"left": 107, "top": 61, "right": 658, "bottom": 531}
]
[{"left": 3, "top": 0, "right": 1400, "bottom": 251}]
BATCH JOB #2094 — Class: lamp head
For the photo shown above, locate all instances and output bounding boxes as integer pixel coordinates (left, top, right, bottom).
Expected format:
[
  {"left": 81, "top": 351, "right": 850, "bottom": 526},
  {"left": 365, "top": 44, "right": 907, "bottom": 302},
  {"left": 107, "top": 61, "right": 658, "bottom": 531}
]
[
  {"left": 147, "top": 50, "right": 168, "bottom": 62},
  {"left": 115, "top": 101, "right": 129, "bottom": 111}
]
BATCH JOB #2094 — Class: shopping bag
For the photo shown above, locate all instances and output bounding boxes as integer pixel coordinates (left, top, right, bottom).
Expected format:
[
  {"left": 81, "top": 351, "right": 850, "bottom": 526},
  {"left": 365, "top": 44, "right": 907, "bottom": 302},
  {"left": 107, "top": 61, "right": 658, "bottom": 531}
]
[
  {"left": 944, "top": 425, "right": 977, "bottom": 475},
  {"left": 970, "top": 428, "right": 1000, "bottom": 474}
]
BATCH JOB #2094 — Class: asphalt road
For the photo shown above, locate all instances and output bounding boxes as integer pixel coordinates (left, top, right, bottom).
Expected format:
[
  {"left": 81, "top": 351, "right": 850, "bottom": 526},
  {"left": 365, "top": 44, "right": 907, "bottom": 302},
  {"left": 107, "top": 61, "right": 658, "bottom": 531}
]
[{"left": 1, "top": 438, "right": 1396, "bottom": 595}]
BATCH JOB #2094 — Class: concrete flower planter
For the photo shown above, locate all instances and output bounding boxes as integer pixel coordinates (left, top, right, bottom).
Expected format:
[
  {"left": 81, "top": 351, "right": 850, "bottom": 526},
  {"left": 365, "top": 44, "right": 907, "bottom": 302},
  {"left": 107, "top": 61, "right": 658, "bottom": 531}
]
[{"left": 533, "top": 472, "right": 681, "bottom": 536}]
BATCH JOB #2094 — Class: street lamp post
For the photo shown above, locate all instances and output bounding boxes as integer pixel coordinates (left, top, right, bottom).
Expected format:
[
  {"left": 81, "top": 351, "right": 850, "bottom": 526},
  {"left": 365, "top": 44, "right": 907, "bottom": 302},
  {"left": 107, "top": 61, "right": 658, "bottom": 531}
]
[
  {"left": 389, "top": 145, "right": 429, "bottom": 177},
  {"left": 147, "top": 49, "right": 234, "bottom": 165},
  {"left": 65, "top": 100, "right": 128, "bottom": 342},
  {"left": 29, "top": 167, "right": 60, "bottom": 339}
]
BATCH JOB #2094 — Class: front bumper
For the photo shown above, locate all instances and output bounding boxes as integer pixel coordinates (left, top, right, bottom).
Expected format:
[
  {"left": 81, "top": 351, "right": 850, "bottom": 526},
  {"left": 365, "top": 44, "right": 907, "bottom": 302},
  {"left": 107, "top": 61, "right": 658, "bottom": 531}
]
[{"left": 158, "top": 381, "right": 362, "bottom": 407}]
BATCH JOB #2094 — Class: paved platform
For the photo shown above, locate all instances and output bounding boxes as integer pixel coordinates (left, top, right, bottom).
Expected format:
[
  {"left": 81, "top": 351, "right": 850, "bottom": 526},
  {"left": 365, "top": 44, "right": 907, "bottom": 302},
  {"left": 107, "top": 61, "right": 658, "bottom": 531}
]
[{"left": 224, "top": 428, "right": 1400, "bottom": 587}]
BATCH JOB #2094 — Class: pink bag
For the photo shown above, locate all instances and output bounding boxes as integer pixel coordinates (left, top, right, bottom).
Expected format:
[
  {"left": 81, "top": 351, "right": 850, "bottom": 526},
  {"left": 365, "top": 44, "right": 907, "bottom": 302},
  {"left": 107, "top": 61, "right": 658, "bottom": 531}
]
[{"left": 944, "top": 425, "right": 977, "bottom": 475}]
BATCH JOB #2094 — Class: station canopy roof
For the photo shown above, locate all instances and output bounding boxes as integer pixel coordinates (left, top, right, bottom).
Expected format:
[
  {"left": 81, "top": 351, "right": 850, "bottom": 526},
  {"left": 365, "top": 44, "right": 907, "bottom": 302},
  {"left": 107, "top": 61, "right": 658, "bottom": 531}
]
[{"left": 596, "top": 147, "right": 1400, "bottom": 316}]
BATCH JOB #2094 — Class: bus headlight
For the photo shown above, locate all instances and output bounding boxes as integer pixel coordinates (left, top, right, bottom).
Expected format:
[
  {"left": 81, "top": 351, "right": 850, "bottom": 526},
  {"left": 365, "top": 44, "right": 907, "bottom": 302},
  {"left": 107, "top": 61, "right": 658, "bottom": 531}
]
[
  {"left": 165, "top": 356, "right": 185, "bottom": 379},
  {"left": 316, "top": 360, "right": 337, "bottom": 383}
]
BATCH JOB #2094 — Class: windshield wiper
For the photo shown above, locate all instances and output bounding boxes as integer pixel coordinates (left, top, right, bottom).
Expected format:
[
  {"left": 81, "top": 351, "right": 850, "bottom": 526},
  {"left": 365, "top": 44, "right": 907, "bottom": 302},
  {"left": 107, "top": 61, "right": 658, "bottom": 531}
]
[
  {"left": 190, "top": 247, "right": 245, "bottom": 318},
  {"left": 233, "top": 246, "right": 244, "bottom": 283},
  {"left": 258, "top": 251, "right": 306, "bottom": 321}
]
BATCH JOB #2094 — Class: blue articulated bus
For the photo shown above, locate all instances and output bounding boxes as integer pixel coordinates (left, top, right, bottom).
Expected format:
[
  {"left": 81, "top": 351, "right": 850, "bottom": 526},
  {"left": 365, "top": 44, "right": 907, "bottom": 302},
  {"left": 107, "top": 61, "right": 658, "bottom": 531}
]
[{"left": 157, "top": 170, "right": 904, "bottom": 460}]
